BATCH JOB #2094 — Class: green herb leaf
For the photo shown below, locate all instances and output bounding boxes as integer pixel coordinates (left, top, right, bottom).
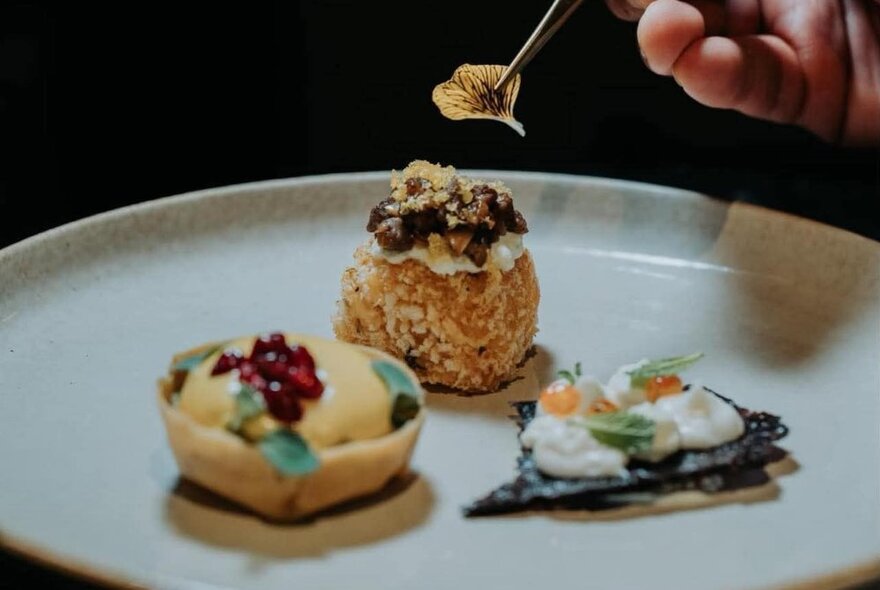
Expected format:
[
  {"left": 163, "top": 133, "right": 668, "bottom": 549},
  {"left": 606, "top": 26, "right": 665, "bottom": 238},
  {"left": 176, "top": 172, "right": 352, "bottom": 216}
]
[
  {"left": 258, "top": 429, "right": 319, "bottom": 476},
  {"left": 372, "top": 360, "right": 421, "bottom": 428},
  {"left": 227, "top": 384, "right": 265, "bottom": 432},
  {"left": 582, "top": 412, "right": 656, "bottom": 455},
  {"left": 371, "top": 360, "right": 420, "bottom": 398},
  {"left": 627, "top": 352, "right": 704, "bottom": 387},
  {"left": 392, "top": 395, "right": 420, "bottom": 428},
  {"left": 557, "top": 370, "right": 576, "bottom": 385},
  {"left": 172, "top": 343, "right": 224, "bottom": 373},
  {"left": 557, "top": 361, "right": 583, "bottom": 385}
]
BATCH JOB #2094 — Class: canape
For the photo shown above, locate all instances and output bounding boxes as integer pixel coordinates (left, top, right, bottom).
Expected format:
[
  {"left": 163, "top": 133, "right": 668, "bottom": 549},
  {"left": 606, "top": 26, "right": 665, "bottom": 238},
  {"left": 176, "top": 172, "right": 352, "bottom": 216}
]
[{"left": 158, "top": 332, "right": 424, "bottom": 520}]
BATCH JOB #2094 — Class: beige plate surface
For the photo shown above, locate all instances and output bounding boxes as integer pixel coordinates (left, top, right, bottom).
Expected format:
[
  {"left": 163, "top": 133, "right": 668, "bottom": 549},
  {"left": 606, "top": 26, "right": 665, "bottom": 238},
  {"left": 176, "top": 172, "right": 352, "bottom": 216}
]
[{"left": 1, "top": 172, "right": 878, "bottom": 590}]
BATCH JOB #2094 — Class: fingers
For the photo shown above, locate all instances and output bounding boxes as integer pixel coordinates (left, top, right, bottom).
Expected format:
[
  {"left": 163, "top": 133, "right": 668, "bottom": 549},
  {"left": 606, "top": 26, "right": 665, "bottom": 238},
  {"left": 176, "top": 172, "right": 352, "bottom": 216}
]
[
  {"left": 762, "top": 1, "right": 850, "bottom": 142},
  {"left": 671, "top": 35, "right": 805, "bottom": 125},
  {"left": 637, "top": 0, "right": 707, "bottom": 75},
  {"left": 839, "top": 0, "right": 880, "bottom": 144},
  {"left": 604, "top": 0, "right": 653, "bottom": 22},
  {"left": 635, "top": 0, "right": 809, "bottom": 134},
  {"left": 627, "top": 0, "right": 866, "bottom": 143},
  {"left": 724, "top": 0, "right": 763, "bottom": 36},
  {"left": 636, "top": 0, "right": 766, "bottom": 75}
]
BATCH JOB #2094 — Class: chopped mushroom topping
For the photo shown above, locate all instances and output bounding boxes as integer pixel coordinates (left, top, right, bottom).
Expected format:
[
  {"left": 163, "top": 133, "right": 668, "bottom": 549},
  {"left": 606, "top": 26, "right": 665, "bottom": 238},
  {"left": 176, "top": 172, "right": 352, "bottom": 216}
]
[{"left": 366, "top": 160, "right": 529, "bottom": 266}]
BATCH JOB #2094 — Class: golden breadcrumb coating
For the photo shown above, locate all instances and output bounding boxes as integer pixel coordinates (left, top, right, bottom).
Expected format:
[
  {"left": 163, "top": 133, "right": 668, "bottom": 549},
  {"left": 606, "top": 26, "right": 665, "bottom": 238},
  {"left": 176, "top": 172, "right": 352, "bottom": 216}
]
[{"left": 333, "top": 242, "right": 540, "bottom": 393}]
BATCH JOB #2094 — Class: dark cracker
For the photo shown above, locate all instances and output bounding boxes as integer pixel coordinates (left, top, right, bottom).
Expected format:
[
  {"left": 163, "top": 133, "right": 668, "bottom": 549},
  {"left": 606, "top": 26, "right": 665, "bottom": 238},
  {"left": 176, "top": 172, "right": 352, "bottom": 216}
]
[{"left": 464, "top": 389, "right": 789, "bottom": 517}]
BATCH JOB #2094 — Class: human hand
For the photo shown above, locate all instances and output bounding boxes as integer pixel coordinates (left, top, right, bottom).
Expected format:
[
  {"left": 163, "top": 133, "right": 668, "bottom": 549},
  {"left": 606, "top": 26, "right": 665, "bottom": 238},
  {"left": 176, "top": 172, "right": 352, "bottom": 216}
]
[{"left": 605, "top": 0, "right": 880, "bottom": 145}]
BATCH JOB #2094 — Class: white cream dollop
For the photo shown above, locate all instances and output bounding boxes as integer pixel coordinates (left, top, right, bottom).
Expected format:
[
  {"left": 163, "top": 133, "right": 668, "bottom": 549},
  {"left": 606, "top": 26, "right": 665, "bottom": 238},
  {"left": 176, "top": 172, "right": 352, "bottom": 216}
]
[
  {"left": 520, "top": 415, "right": 627, "bottom": 478},
  {"left": 522, "top": 361, "right": 746, "bottom": 478},
  {"left": 655, "top": 384, "right": 745, "bottom": 449},
  {"left": 604, "top": 360, "right": 649, "bottom": 409},
  {"left": 627, "top": 401, "right": 681, "bottom": 462},
  {"left": 373, "top": 232, "right": 524, "bottom": 275}
]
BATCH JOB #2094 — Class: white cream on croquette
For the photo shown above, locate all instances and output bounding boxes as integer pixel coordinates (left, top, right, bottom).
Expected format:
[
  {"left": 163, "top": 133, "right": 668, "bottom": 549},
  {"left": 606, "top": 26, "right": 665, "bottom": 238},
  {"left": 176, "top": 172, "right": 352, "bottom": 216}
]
[{"left": 372, "top": 232, "right": 524, "bottom": 275}]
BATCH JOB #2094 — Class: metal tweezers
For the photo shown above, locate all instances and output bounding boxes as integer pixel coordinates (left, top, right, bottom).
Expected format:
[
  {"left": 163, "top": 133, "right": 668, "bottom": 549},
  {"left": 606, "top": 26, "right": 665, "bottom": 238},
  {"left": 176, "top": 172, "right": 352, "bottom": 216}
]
[{"left": 494, "top": 0, "right": 584, "bottom": 92}]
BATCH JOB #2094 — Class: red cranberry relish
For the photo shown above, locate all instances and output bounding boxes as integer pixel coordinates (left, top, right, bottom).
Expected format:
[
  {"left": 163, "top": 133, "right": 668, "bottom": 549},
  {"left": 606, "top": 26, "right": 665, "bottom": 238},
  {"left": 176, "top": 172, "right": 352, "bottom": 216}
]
[{"left": 211, "top": 332, "right": 324, "bottom": 424}]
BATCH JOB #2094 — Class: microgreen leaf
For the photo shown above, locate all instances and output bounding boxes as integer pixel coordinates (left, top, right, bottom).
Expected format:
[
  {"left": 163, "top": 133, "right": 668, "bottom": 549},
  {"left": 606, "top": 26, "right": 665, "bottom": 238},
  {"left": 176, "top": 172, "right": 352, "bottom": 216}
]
[
  {"left": 258, "top": 429, "right": 319, "bottom": 476},
  {"left": 372, "top": 360, "right": 421, "bottom": 428},
  {"left": 172, "top": 343, "right": 224, "bottom": 373},
  {"left": 581, "top": 412, "right": 656, "bottom": 455},
  {"left": 371, "top": 360, "right": 420, "bottom": 398},
  {"left": 392, "top": 395, "right": 420, "bottom": 428},
  {"left": 627, "top": 353, "right": 704, "bottom": 388},
  {"left": 557, "top": 361, "right": 583, "bottom": 385},
  {"left": 557, "top": 370, "right": 576, "bottom": 385},
  {"left": 227, "top": 384, "right": 265, "bottom": 432}
]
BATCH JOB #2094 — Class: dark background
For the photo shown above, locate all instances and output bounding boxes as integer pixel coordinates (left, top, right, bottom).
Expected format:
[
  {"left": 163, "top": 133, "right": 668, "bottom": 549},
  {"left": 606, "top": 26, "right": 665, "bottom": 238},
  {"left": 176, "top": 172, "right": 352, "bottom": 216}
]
[
  {"left": 2, "top": 0, "right": 879, "bottom": 251},
  {"left": 1, "top": 1, "right": 879, "bottom": 588}
]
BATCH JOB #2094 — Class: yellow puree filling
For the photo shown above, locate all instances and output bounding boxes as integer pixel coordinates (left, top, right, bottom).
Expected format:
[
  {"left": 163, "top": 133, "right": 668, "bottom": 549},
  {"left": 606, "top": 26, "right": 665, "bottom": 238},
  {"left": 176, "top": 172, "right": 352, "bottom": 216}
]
[{"left": 175, "top": 333, "right": 393, "bottom": 449}]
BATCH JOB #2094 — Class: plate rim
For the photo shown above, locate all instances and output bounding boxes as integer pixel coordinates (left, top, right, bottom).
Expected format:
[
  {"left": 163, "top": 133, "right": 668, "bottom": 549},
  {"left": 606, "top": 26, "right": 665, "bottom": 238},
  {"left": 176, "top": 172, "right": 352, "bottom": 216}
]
[
  {"left": 2, "top": 170, "right": 877, "bottom": 264},
  {"left": 4, "top": 522, "right": 880, "bottom": 590},
  {"left": 1, "top": 170, "right": 878, "bottom": 590}
]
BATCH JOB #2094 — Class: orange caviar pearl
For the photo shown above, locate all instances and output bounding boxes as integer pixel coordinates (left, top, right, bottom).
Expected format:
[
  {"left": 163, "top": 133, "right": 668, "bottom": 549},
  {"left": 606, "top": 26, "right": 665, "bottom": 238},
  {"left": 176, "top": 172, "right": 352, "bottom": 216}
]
[
  {"left": 586, "top": 399, "right": 619, "bottom": 415},
  {"left": 539, "top": 382, "right": 582, "bottom": 417},
  {"left": 645, "top": 375, "right": 683, "bottom": 402}
]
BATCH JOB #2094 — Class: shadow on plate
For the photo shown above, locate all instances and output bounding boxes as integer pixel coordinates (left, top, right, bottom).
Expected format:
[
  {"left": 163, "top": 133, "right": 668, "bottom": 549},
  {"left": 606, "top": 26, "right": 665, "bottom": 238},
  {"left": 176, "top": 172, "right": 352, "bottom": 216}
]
[
  {"left": 423, "top": 345, "right": 556, "bottom": 418},
  {"left": 164, "top": 470, "right": 435, "bottom": 558},
  {"left": 714, "top": 203, "right": 880, "bottom": 369}
]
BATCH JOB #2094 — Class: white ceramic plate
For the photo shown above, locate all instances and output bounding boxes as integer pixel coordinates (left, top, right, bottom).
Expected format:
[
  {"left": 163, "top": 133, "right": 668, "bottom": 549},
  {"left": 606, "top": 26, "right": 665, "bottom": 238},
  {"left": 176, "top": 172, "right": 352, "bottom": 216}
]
[{"left": 1, "top": 172, "right": 879, "bottom": 590}]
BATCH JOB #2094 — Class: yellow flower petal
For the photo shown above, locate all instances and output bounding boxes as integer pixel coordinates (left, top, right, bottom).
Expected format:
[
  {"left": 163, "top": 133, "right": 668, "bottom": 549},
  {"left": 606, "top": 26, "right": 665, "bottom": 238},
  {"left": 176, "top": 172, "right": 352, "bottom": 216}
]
[{"left": 432, "top": 64, "right": 524, "bottom": 137}]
